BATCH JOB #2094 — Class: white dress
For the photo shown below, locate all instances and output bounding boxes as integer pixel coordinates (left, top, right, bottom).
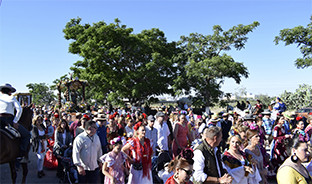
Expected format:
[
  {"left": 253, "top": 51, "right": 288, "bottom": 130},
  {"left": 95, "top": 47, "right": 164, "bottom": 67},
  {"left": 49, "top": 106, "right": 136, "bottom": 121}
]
[{"left": 222, "top": 157, "right": 262, "bottom": 184}]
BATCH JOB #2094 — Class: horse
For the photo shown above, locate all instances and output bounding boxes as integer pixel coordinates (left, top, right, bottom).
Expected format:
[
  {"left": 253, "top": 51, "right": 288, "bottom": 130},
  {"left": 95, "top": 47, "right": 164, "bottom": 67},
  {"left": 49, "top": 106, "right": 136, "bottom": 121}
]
[{"left": 0, "top": 105, "right": 33, "bottom": 184}]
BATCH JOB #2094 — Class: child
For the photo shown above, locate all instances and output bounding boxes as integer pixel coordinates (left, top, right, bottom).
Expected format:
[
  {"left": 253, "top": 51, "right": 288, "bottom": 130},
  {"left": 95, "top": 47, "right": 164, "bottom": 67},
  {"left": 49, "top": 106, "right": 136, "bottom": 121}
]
[{"left": 100, "top": 136, "right": 127, "bottom": 184}]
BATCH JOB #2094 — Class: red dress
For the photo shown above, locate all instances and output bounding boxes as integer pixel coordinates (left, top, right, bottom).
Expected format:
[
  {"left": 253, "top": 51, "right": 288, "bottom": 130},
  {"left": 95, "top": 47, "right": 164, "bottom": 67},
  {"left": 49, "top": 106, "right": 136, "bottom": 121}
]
[
  {"left": 271, "top": 125, "right": 288, "bottom": 172},
  {"left": 165, "top": 175, "right": 193, "bottom": 184},
  {"left": 172, "top": 123, "right": 189, "bottom": 157}
]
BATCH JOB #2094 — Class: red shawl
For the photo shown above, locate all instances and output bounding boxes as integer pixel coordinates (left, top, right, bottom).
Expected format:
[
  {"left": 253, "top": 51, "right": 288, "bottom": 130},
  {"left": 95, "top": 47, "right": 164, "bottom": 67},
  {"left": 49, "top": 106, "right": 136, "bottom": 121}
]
[{"left": 131, "top": 137, "right": 152, "bottom": 179}]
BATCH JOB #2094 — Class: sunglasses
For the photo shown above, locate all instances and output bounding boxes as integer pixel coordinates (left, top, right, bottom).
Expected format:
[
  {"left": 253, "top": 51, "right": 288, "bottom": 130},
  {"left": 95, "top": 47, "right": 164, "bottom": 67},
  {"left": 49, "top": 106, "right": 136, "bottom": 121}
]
[{"left": 180, "top": 168, "right": 194, "bottom": 176}]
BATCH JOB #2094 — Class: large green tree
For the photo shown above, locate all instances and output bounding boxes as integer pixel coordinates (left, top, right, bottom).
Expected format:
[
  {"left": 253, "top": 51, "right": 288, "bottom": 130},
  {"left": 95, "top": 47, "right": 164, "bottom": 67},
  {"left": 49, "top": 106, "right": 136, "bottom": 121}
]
[
  {"left": 63, "top": 18, "right": 179, "bottom": 105},
  {"left": 174, "top": 22, "right": 259, "bottom": 108},
  {"left": 280, "top": 84, "right": 312, "bottom": 110},
  {"left": 26, "top": 83, "right": 55, "bottom": 106},
  {"left": 275, "top": 16, "right": 312, "bottom": 69}
]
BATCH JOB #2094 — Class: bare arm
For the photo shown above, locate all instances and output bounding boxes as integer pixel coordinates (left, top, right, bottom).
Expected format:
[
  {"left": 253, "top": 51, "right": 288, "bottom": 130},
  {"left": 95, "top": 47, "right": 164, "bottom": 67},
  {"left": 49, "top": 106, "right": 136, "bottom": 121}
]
[
  {"left": 173, "top": 123, "right": 181, "bottom": 149},
  {"left": 102, "top": 162, "right": 115, "bottom": 181},
  {"left": 121, "top": 142, "right": 134, "bottom": 163}
]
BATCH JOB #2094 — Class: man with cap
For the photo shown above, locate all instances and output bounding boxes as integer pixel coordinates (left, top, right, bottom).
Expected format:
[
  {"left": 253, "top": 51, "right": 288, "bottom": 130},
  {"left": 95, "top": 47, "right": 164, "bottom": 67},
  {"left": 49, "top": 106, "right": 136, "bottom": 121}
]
[
  {"left": 95, "top": 113, "right": 108, "bottom": 154},
  {"left": 153, "top": 111, "right": 171, "bottom": 154},
  {"left": 95, "top": 113, "right": 108, "bottom": 183},
  {"left": 145, "top": 115, "right": 158, "bottom": 156},
  {"left": 0, "top": 83, "right": 31, "bottom": 162}
]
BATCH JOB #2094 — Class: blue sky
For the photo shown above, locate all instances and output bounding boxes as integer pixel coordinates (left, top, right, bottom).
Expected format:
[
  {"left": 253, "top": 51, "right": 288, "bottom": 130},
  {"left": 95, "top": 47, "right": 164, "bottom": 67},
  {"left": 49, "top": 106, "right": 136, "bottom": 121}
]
[{"left": 0, "top": 0, "right": 311, "bottom": 97}]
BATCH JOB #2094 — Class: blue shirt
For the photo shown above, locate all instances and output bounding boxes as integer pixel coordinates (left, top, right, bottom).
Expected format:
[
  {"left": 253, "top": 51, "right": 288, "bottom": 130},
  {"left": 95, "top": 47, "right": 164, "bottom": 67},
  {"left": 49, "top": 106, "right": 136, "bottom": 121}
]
[
  {"left": 262, "top": 117, "right": 273, "bottom": 135},
  {"left": 96, "top": 123, "right": 108, "bottom": 148}
]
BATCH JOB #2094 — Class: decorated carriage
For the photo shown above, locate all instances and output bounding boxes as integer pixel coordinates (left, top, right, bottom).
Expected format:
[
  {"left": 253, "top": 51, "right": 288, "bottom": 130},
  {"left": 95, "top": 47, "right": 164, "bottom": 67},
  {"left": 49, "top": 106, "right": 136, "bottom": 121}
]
[{"left": 56, "top": 77, "right": 88, "bottom": 112}]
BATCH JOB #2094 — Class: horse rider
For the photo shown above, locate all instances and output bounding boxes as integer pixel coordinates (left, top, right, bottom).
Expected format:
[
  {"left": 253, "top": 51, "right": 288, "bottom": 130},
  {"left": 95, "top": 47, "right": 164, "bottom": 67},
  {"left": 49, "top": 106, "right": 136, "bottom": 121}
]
[{"left": 0, "top": 83, "right": 31, "bottom": 163}]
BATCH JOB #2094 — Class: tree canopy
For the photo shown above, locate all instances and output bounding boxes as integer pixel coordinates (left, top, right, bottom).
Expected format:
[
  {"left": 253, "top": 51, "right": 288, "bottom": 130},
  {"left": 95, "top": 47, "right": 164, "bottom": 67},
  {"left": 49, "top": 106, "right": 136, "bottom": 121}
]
[
  {"left": 280, "top": 84, "right": 312, "bottom": 110},
  {"left": 275, "top": 16, "right": 312, "bottom": 69},
  {"left": 26, "top": 83, "right": 55, "bottom": 106},
  {"left": 63, "top": 18, "right": 179, "bottom": 105},
  {"left": 63, "top": 18, "right": 259, "bottom": 107},
  {"left": 174, "top": 22, "right": 259, "bottom": 107}
]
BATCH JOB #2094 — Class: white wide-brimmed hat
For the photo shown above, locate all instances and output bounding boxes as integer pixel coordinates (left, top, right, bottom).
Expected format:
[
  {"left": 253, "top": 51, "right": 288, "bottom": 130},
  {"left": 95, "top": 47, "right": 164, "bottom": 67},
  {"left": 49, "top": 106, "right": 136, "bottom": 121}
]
[{"left": 0, "top": 83, "right": 16, "bottom": 93}]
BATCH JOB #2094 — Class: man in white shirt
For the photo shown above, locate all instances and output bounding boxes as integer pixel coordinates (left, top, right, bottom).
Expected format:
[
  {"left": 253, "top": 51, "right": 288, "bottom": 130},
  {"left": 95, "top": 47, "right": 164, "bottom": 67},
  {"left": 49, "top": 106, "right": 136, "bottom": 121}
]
[
  {"left": 193, "top": 126, "right": 233, "bottom": 184},
  {"left": 153, "top": 111, "right": 171, "bottom": 154},
  {"left": 145, "top": 115, "right": 158, "bottom": 156},
  {"left": 0, "top": 83, "right": 31, "bottom": 162},
  {"left": 73, "top": 120, "right": 102, "bottom": 183}
]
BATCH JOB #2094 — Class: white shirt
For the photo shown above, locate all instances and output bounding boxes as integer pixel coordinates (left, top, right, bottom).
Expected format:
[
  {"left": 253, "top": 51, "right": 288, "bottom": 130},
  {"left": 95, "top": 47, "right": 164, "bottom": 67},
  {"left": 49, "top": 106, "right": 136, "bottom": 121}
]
[
  {"left": 193, "top": 146, "right": 221, "bottom": 182},
  {"left": 125, "top": 125, "right": 134, "bottom": 138},
  {"left": 73, "top": 131, "right": 102, "bottom": 171},
  {"left": 0, "top": 93, "right": 22, "bottom": 123},
  {"left": 145, "top": 126, "right": 158, "bottom": 156},
  {"left": 154, "top": 120, "right": 170, "bottom": 151}
]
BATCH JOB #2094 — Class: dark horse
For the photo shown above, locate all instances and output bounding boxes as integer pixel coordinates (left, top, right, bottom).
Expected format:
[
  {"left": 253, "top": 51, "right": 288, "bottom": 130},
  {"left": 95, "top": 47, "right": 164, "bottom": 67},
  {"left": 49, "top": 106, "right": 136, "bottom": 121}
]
[{"left": 0, "top": 105, "right": 33, "bottom": 184}]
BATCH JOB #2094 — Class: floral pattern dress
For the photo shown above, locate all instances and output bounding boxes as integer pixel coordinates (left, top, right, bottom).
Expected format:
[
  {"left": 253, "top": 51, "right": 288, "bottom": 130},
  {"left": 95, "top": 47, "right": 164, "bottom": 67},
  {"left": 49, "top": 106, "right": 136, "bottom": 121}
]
[{"left": 100, "top": 151, "right": 126, "bottom": 184}]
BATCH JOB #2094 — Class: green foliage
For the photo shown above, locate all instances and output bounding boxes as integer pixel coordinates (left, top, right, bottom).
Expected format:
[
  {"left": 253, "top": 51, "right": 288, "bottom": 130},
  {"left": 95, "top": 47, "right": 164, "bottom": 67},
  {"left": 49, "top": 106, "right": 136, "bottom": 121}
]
[
  {"left": 275, "top": 16, "right": 312, "bottom": 69},
  {"left": 174, "top": 21, "right": 259, "bottom": 107},
  {"left": 256, "top": 94, "right": 273, "bottom": 109},
  {"left": 63, "top": 18, "right": 179, "bottom": 105},
  {"left": 26, "top": 83, "right": 55, "bottom": 106},
  {"left": 280, "top": 84, "right": 312, "bottom": 110}
]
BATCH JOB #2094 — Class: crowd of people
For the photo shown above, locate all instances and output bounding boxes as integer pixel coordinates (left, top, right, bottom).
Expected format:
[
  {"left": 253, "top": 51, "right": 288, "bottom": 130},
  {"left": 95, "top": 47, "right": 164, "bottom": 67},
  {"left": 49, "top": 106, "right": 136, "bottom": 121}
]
[{"left": 2, "top": 83, "right": 312, "bottom": 184}]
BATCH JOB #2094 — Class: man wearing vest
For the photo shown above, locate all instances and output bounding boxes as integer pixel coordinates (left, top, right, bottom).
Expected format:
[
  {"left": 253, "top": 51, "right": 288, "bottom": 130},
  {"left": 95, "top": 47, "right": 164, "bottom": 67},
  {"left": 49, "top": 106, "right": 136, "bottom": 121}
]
[{"left": 193, "top": 126, "right": 233, "bottom": 184}]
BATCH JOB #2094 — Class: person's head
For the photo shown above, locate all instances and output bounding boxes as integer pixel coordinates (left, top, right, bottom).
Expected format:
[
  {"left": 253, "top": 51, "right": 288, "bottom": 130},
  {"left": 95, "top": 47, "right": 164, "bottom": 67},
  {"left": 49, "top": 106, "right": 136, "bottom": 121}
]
[
  {"left": 75, "top": 112, "right": 82, "bottom": 120},
  {"left": 32, "top": 115, "right": 43, "bottom": 126},
  {"left": 134, "top": 122, "right": 145, "bottom": 138},
  {"left": 222, "top": 113, "right": 229, "bottom": 120},
  {"left": 296, "top": 121, "right": 305, "bottom": 130},
  {"left": 127, "top": 118, "right": 134, "bottom": 127},
  {"left": 246, "top": 129, "right": 260, "bottom": 146},
  {"left": 277, "top": 116, "right": 285, "bottom": 125},
  {"left": 178, "top": 114, "right": 187, "bottom": 123},
  {"left": 308, "top": 116, "right": 312, "bottom": 125},
  {"left": 276, "top": 97, "right": 281, "bottom": 102},
  {"left": 96, "top": 118, "right": 106, "bottom": 127},
  {"left": 45, "top": 118, "right": 51, "bottom": 126},
  {"left": 168, "top": 148, "right": 194, "bottom": 183},
  {"left": 147, "top": 115, "right": 155, "bottom": 128},
  {"left": 195, "top": 118, "right": 203, "bottom": 127},
  {"left": 155, "top": 111, "right": 165, "bottom": 123},
  {"left": 0, "top": 83, "right": 16, "bottom": 95},
  {"left": 255, "top": 117, "right": 263, "bottom": 126},
  {"left": 291, "top": 138, "right": 310, "bottom": 163},
  {"left": 84, "top": 120, "right": 97, "bottom": 136},
  {"left": 110, "top": 136, "right": 123, "bottom": 153},
  {"left": 108, "top": 118, "right": 114, "bottom": 127},
  {"left": 228, "top": 135, "right": 242, "bottom": 152},
  {"left": 57, "top": 119, "right": 69, "bottom": 133},
  {"left": 203, "top": 126, "right": 222, "bottom": 148},
  {"left": 237, "top": 125, "right": 248, "bottom": 140},
  {"left": 67, "top": 114, "right": 72, "bottom": 122}
]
